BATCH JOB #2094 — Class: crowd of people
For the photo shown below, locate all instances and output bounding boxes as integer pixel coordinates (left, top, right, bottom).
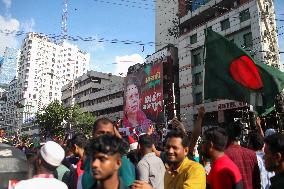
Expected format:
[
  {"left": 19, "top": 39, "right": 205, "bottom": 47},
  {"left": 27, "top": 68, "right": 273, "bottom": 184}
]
[{"left": 0, "top": 107, "right": 284, "bottom": 189}]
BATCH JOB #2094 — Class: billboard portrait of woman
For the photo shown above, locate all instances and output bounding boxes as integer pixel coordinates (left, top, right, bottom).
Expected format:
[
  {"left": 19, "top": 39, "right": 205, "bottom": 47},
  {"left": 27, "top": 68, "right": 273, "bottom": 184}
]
[{"left": 123, "top": 76, "right": 152, "bottom": 134}]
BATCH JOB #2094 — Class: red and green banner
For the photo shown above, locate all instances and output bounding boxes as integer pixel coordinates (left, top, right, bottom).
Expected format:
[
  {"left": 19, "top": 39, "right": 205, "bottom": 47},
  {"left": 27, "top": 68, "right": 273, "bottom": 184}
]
[
  {"left": 123, "top": 61, "right": 164, "bottom": 134},
  {"left": 204, "top": 29, "right": 284, "bottom": 115}
]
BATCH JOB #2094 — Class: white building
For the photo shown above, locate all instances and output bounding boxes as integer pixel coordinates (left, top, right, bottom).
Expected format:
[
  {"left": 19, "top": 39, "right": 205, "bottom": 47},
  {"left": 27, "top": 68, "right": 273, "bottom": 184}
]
[
  {"left": 155, "top": 0, "right": 179, "bottom": 51},
  {"left": 62, "top": 71, "right": 124, "bottom": 121},
  {"left": 156, "top": 0, "right": 281, "bottom": 129},
  {"left": 14, "top": 32, "right": 90, "bottom": 128}
]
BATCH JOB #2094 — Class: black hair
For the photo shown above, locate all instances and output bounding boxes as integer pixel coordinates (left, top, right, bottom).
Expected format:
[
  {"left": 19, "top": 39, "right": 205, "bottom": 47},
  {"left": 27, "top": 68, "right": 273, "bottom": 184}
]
[
  {"left": 93, "top": 117, "right": 114, "bottom": 132},
  {"left": 87, "top": 134, "right": 125, "bottom": 157},
  {"left": 226, "top": 121, "right": 242, "bottom": 140},
  {"left": 264, "top": 133, "right": 284, "bottom": 157},
  {"left": 0, "top": 128, "right": 5, "bottom": 131},
  {"left": 248, "top": 131, "right": 264, "bottom": 151},
  {"left": 204, "top": 127, "right": 228, "bottom": 151},
  {"left": 71, "top": 133, "right": 88, "bottom": 148},
  {"left": 138, "top": 134, "right": 154, "bottom": 149},
  {"left": 166, "top": 130, "right": 189, "bottom": 148}
]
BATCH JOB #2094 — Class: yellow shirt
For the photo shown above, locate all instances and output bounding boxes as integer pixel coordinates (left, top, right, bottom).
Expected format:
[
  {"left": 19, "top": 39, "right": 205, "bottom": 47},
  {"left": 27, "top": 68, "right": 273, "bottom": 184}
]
[{"left": 164, "top": 157, "right": 206, "bottom": 189}]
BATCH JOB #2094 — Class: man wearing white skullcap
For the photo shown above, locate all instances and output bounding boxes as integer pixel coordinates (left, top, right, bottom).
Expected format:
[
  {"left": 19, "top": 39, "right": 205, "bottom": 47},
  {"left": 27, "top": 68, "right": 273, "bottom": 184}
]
[{"left": 15, "top": 141, "right": 68, "bottom": 189}]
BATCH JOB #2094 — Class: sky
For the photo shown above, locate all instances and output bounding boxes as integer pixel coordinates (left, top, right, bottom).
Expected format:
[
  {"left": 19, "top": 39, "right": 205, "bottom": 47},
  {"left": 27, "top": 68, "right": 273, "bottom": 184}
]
[
  {"left": 0, "top": 0, "right": 283, "bottom": 75},
  {"left": 0, "top": 0, "right": 155, "bottom": 76}
]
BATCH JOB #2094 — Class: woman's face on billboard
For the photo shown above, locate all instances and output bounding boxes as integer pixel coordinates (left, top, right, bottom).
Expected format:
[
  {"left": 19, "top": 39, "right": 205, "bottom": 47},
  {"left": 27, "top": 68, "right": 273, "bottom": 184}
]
[{"left": 125, "top": 84, "right": 140, "bottom": 113}]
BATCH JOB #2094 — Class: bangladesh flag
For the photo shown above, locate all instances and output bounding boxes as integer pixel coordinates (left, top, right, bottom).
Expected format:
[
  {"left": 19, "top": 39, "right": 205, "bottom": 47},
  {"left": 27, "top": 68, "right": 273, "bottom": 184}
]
[{"left": 204, "top": 29, "right": 284, "bottom": 115}]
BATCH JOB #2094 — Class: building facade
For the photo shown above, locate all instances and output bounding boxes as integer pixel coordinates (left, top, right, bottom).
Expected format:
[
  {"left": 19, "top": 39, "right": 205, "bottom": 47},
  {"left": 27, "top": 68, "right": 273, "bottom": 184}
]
[
  {"left": 155, "top": 0, "right": 179, "bottom": 51},
  {"left": 0, "top": 87, "right": 7, "bottom": 130},
  {"left": 156, "top": 0, "right": 281, "bottom": 129},
  {"left": 12, "top": 32, "right": 90, "bottom": 128},
  {"left": 5, "top": 78, "right": 20, "bottom": 134},
  {"left": 62, "top": 70, "right": 124, "bottom": 121},
  {"left": 0, "top": 47, "right": 19, "bottom": 85}
]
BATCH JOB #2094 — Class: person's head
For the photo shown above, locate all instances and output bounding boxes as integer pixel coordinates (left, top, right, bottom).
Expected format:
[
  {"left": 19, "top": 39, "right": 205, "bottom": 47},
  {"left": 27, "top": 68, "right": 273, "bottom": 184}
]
[
  {"left": 88, "top": 135, "right": 124, "bottom": 181},
  {"left": 125, "top": 78, "right": 140, "bottom": 115},
  {"left": 248, "top": 131, "right": 264, "bottom": 151},
  {"left": 138, "top": 134, "right": 154, "bottom": 155},
  {"left": 201, "top": 127, "right": 228, "bottom": 159},
  {"left": 226, "top": 121, "right": 242, "bottom": 143},
  {"left": 264, "top": 133, "right": 284, "bottom": 173},
  {"left": 36, "top": 141, "right": 65, "bottom": 174},
  {"left": 71, "top": 133, "right": 87, "bottom": 158},
  {"left": 0, "top": 128, "right": 5, "bottom": 137},
  {"left": 165, "top": 130, "right": 189, "bottom": 165},
  {"left": 92, "top": 117, "right": 115, "bottom": 138}
]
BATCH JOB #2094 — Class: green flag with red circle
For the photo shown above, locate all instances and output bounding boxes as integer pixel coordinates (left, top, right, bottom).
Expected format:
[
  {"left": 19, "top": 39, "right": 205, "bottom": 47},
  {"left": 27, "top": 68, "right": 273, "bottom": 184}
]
[{"left": 204, "top": 29, "right": 284, "bottom": 115}]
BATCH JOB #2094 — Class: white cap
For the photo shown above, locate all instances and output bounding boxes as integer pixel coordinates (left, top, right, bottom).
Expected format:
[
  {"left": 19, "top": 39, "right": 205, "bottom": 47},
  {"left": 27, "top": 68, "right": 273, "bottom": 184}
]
[
  {"left": 40, "top": 141, "right": 65, "bottom": 167},
  {"left": 130, "top": 142, "right": 138, "bottom": 151}
]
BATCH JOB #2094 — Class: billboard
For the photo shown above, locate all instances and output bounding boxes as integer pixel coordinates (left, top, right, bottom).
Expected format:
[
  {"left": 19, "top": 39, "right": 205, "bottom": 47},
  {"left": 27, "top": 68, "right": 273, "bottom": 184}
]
[{"left": 123, "top": 61, "right": 164, "bottom": 134}]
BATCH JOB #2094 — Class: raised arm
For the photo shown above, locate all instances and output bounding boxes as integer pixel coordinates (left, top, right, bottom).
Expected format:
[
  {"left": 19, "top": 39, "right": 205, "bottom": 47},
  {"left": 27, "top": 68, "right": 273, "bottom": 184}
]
[{"left": 189, "top": 107, "right": 205, "bottom": 154}]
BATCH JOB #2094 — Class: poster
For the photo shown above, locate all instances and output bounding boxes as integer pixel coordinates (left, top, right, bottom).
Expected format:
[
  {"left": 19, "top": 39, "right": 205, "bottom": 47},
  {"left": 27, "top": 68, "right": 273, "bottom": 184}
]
[{"left": 123, "top": 61, "right": 164, "bottom": 134}]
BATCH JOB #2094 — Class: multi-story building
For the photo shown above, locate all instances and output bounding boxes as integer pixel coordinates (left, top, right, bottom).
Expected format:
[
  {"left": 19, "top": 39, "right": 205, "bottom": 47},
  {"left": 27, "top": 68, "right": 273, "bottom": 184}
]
[
  {"left": 0, "top": 47, "right": 19, "bottom": 85},
  {"left": 155, "top": 0, "right": 179, "bottom": 51},
  {"left": 62, "top": 71, "right": 124, "bottom": 121},
  {"left": 0, "top": 87, "right": 7, "bottom": 129},
  {"left": 5, "top": 78, "right": 19, "bottom": 134},
  {"left": 156, "top": 0, "right": 281, "bottom": 129},
  {"left": 14, "top": 32, "right": 90, "bottom": 128}
]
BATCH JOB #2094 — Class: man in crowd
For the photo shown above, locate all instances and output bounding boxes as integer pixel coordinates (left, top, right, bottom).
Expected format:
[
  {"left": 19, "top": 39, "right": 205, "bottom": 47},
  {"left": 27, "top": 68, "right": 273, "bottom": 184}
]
[
  {"left": 203, "top": 127, "right": 243, "bottom": 189},
  {"left": 82, "top": 117, "right": 136, "bottom": 189},
  {"left": 264, "top": 133, "right": 284, "bottom": 189},
  {"left": 71, "top": 133, "right": 88, "bottom": 188},
  {"left": 0, "top": 128, "right": 8, "bottom": 143},
  {"left": 249, "top": 131, "right": 274, "bottom": 189},
  {"left": 15, "top": 141, "right": 67, "bottom": 189},
  {"left": 164, "top": 130, "right": 206, "bottom": 189},
  {"left": 89, "top": 134, "right": 128, "bottom": 189},
  {"left": 136, "top": 134, "right": 165, "bottom": 189},
  {"left": 225, "top": 121, "right": 260, "bottom": 189}
]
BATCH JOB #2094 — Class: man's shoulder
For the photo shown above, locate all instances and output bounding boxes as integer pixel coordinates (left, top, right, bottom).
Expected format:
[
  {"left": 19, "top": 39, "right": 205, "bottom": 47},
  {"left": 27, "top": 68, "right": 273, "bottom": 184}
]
[
  {"left": 15, "top": 178, "right": 68, "bottom": 189},
  {"left": 183, "top": 158, "right": 205, "bottom": 173}
]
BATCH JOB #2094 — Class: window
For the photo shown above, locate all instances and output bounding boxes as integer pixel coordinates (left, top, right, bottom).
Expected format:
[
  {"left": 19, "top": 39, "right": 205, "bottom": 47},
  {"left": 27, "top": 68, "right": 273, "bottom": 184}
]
[
  {"left": 195, "top": 92, "right": 202, "bottom": 105},
  {"left": 243, "top": 32, "right": 253, "bottom": 48},
  {"left": 190, "top": 34, "right": 197, "bottom": 44},
  {"left": 239, "top": 9, "right": 250, "bottom": 22},
  {"left": 192, "top": 53, "right": 201, "bottom": 66},
  {"left": 194, "top": 73, "right": 202, "bottom": 86},
  {"left": 221, "top": 19, "right": 230, "bottom": 31}
]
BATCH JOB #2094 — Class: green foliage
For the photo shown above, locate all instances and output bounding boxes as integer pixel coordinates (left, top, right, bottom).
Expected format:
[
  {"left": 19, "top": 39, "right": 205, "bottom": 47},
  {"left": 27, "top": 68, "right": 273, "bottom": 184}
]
[
  {"left": 35, "top": 100, "right": 69, "bottom": 138},
  {"left": 68, "top": 104, "right": 95, "bottom": 136},
  {"left": 35, "top": 101, "right": 95, "bottom": 138}
]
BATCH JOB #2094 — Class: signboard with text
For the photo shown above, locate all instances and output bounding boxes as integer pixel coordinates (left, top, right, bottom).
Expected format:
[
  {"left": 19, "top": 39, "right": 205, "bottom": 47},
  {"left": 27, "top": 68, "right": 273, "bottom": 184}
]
[{"left": 123, "top": 61, "right": 164, "bottom": 134}]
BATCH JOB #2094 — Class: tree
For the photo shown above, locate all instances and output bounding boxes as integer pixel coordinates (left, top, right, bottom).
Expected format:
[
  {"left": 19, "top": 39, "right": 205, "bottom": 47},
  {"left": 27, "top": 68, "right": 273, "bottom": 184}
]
[
  {"left": 35, "top": 100, "right": 68, "bottom": 138},
  {"left": 68, "top": 104, "right": 95, "bottom": 136}
]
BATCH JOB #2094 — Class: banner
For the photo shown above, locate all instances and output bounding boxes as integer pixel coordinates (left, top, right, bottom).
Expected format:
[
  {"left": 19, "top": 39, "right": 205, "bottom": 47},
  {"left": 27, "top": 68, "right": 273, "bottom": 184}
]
[{"left": 123, "top": 61, "right": 164, "bottom": 134}]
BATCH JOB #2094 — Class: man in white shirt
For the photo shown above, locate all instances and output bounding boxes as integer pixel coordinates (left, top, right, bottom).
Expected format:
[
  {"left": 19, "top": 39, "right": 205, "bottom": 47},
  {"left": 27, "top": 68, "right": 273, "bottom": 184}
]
[
  {"left": 137, "top": 134, "right": 165, "bottom": 189},
  {"left": 15, "top": 141, "right": 67, "bottom": 189}
]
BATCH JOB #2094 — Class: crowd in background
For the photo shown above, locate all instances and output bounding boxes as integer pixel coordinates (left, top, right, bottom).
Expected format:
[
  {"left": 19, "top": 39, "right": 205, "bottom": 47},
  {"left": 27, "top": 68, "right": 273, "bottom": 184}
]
[{"left": 0, "top": 107, "right": 284, "bottom": 189}]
